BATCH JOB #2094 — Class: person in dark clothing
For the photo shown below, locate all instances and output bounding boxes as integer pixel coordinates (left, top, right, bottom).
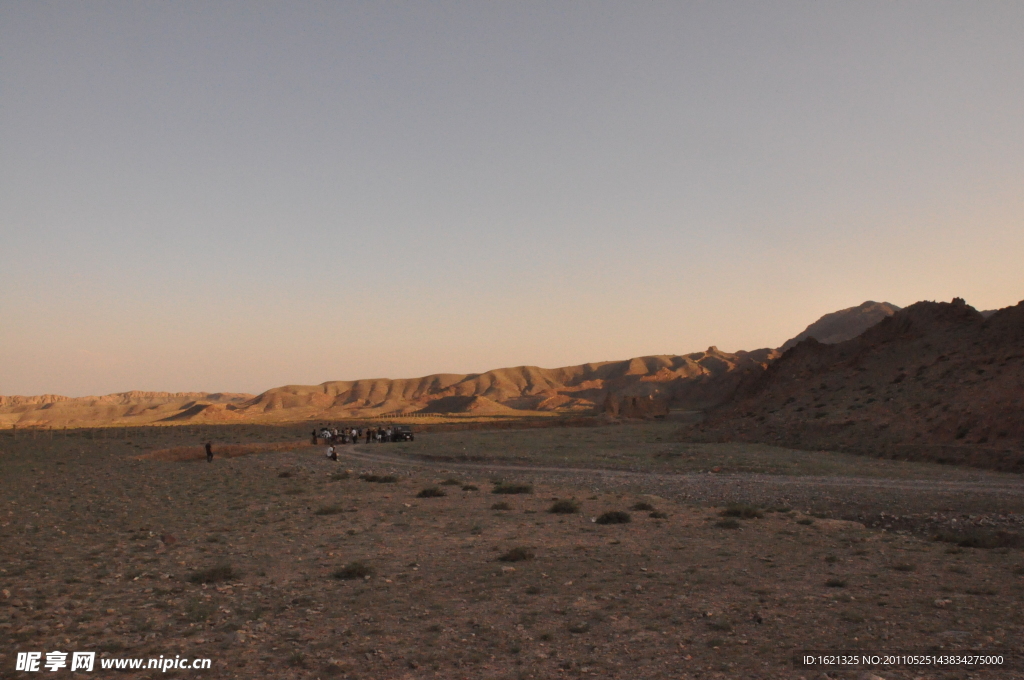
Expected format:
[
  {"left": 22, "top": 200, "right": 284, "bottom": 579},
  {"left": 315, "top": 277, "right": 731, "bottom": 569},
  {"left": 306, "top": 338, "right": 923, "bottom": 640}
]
[
  {"left": 205, "top": 442, "right": 213, "bottom": 463},
  {"left": 311, "top": 429, "right": 318, "bottom": 445}
]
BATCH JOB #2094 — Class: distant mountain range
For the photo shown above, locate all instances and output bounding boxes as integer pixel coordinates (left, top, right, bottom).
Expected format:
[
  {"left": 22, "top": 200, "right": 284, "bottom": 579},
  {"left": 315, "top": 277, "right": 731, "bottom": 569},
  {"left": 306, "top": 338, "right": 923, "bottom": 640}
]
[{"left": 1, "top": 298, "right": 1016, "bottom": 455}]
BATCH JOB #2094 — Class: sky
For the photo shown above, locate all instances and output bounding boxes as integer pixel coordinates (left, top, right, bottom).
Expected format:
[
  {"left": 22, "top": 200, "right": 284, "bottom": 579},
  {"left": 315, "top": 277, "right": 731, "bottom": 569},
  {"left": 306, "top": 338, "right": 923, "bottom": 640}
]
[{"left": 2, "top": 1, "right": 1022, "bottom": 397}]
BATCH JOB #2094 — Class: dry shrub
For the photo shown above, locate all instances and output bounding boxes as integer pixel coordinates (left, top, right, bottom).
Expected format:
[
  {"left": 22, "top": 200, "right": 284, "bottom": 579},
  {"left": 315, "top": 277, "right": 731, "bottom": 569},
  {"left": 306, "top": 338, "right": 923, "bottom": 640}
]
[
  {"left": 498, "top": 547, "right": 534, "bottom": 562},
  {"left": 189, "top": 563, "right": 238, "bottom": 584},
  {"left": 596, "top": 511, "right": 631, "bottom": 525},
  {"left": 333, "top": 561, "right": 373, "bottom": 580}
]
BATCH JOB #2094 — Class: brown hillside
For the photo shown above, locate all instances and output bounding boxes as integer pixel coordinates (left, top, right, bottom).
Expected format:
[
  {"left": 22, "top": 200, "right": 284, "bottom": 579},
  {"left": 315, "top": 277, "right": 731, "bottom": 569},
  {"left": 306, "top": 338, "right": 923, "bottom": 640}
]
[
  {"left": 0, "top": 392, "right": 252, "bottom": 428},
  {"left": 228, "top": 348, "right": 778, "bottom": 422},
  {"left": 779, "top": 300, "right": 900, "bottom": 351},
  {"left": 0, "top": 349, "right": 778, "bottom": 427},
  {"left": 686, "top": 298, "right": 1024, "bottom": 471}
]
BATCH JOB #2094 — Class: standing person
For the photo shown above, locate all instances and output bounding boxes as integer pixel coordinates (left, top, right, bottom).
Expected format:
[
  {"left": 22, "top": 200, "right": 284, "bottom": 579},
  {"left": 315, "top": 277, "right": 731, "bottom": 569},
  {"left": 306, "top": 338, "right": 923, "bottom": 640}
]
[
  {"left": 205, "top": 442, "right": 213, "bottom": 463},
  {"left": 311, "top": 429, "right": 318, "bottom": 445}
]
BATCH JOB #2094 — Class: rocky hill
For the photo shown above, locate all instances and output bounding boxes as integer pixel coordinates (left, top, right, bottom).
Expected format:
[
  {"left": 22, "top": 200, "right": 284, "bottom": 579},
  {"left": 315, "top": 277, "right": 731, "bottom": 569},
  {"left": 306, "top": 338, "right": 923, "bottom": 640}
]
[
  {"left": 779, "top": 301, "right": 900, "bottom": 351},
  {"left": 226, "top": 347, "right": 778, "bottom": 421},
  {"left": 686, "top": 298, "right": 1024, "bottom": 471},
  {"left": 0, "top": 349, "right": 777, "bottom": 427},
  {"left": 0, "top": 392, "right": 252, "bottom": 428}
]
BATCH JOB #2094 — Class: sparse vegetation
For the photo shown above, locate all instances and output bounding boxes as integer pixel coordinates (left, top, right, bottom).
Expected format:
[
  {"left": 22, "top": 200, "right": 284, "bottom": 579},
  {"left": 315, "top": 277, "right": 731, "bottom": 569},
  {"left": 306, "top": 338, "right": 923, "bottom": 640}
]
[
  {"left": 932, "top": 529, "right": 1023, "bottom": 550},
  {"left": 188, "top": 563, "right": 238, "bottom": 584},
  {"left": 439, "top": 478, "right": 463, "bottom": 485},
  {"left": 492, "top": 482, "right": 533, "bottom": 495},
  {"left": 498, "top": 547, "right": 535, "bottom": 562},
  {"left": 825, "top": 578, "right": 847, "bottom": 588},
  {"left": 596, "top": 511, "right": 631, "bottom": 525},
  {"left": 630, "top": 501, "right": 655, "bottom": 511},
  {"left": 720, "top": 503, "right": 763, "bottom": 519},
  {"left": 360, "top": 473, "right": 398, "bottom": 483},
  {"left": 417, "top": 486, "right": 446, "bottom": 498},
  {"left": 333, "top": 561, "right": 374, "bottom": 580},
  {"left": 715, "top": 518, "right": 740, "bottom": 529},
  {"left": 314, "top": 504, "right": 345, "bottom": 516},
  {"left": 549, "top": 499, "right": 580, "bottom": 514},
  {"left": 491, "top": 501, "right": 512, "bottom": 511}
]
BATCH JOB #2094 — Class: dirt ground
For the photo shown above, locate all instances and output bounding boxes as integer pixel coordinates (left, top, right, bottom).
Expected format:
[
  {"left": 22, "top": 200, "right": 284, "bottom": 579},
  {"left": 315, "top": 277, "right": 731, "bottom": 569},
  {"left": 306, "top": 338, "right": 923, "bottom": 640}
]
[{"left": 2, "top": 422, "right": 1024, "bottom": 679}]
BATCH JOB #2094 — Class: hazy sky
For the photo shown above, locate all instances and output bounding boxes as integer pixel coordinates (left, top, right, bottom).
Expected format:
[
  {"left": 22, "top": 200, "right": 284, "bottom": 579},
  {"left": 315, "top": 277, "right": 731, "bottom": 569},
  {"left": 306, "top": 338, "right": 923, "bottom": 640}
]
[{"left": 2, "top": 2, "right": 1022, "bottom": 397}]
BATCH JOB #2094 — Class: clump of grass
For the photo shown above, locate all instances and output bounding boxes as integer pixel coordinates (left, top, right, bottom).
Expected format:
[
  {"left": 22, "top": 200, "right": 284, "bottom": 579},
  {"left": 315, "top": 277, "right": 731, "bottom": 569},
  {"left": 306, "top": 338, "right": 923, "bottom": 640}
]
[
  {"left": 890, "top": 563, "right": 916, "bottom": 572},
  {"left": 462, "top": 484, "right": 479, "bottom": 491},
  {"left": 360, "top": 474, "right": 398, "bottom": 483},
  {"left": 287, "top": 651, "right": 307, "bottom": 668},
  {"left": 329, "top": 471, "right": 350, "bottom": 481},
  {"left": 824, "top": 554, "right": 839, "bottom": 564},
  {"left": 796, "top": 518, "right": 814, "bottom": 526},
  {"left": 277, "top": 470, "right": 293, "bottom": 478},
  {"left": 596, "top": 511, "right": 631, "bottom": 525},
  {"left": 715, "top": 518, "right": 740, "bottom": 529},
  {"left": 493, "top": 482, "right": 533, "bottom": 495},
  {"left": 491, "top": 501, "right": 512, "bottom": 511},
  {"left": 825, "top": 578, "right": 847, "bottom": 588},
  {"left": 839, "top": 611, "right": 864, "bottom": 623},
  {"left": 333, "top": 561, "right": 373, "bottom": 580},
  {"left": 932, "top": 529, "right": 1023, "bottom": 550},
  {"left": 630, "top": 501, "right": 655, "bottom": 511},
  {"left": 720, "top": 504, "right": 763, "bottom": 519},
  {"left": 567, "top": 621, "right": 590, "bottom": 634},
  {"left": 649, "top": 511, "right": 669, "bottom": 519},
  {"left": 706, "top": 619, "right": 732, "bottom": 632},
  {"left": 549, "top": 499, "right": 580, "bottom": 514},
  {"left": 439, "top": 478, "right": 463, "bottom": 486},
  {"left": 417, "top": 487, "right": 446, "bottom": 498},
  {"left": 498, "top": 547, "right": 535, "bottom": 562},
  {"left": 314, "top": 505, "right": 345, "bottom": 516},
  {"left": 188, "top": 563, "right": 238, "bottom": 584}
]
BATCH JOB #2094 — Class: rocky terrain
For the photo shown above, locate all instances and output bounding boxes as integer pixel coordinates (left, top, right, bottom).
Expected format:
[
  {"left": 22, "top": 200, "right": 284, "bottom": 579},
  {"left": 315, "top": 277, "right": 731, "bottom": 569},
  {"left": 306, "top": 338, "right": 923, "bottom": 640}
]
[
  {"left": 779, "top": 301, "right": 901, "bottom": 352},
  {"left": 687, "top": 299, "right": 1024, "bottom": 471},
  {"left": 3, "top": 422, "right": 1024, "bottom": 679}
]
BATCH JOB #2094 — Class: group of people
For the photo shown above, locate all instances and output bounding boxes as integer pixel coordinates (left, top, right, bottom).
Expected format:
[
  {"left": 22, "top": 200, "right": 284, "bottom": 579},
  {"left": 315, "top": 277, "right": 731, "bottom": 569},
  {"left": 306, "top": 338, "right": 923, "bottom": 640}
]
[
  {"left": 312, "top": 425, "right": 404, "bottom": 446},
  {"left": 320, "top": 425, "right": 407, "bottom": 462}
]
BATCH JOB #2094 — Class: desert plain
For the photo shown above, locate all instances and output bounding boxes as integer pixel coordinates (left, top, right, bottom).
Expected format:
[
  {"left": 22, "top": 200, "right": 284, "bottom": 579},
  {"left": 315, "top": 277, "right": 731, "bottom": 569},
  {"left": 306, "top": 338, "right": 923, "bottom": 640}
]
[{"left": 3, "top": 418, "right": 1024, "bottom": 680}]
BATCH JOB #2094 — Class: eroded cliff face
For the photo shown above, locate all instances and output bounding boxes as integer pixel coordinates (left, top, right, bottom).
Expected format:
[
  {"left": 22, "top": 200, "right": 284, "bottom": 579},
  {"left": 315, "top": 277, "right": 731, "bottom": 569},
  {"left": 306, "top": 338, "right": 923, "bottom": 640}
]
[{"left": 686, "top": 299, "right": 1024, "bottom": 471}]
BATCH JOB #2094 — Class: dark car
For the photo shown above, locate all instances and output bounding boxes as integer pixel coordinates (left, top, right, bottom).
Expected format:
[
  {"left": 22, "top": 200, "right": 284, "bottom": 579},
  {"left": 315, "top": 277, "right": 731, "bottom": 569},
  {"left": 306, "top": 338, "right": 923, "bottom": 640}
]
[{"left": 393, "top": 426, "right": 414, "bottom": 442}]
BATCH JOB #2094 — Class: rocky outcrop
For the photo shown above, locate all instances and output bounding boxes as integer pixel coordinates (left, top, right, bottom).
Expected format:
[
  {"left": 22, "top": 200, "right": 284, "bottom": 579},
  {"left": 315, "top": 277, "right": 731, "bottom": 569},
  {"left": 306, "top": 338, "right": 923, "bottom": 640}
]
[
  {"left": 686, "top": 298, "right": 1024, "bottom": 471},
  {"left": 780, "top": 301, "right": 901, "bottom": 351}
]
